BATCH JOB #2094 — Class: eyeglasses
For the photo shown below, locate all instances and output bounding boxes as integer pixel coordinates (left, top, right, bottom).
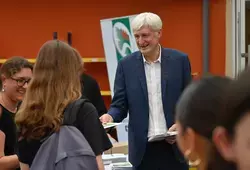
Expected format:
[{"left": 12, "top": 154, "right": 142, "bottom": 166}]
[{"left": 10, "top": 77, "right": 31, "bottom": 87}]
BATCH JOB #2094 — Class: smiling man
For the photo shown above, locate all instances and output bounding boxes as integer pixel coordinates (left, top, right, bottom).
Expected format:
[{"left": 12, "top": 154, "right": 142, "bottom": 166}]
[{"left": 100, "top": 12, "right": 191, "bottom": 170}]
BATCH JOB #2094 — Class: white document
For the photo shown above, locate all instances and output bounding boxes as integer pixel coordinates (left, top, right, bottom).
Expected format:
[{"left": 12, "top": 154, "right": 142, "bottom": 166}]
[
  {"left": 148, "top": 131, "right": 178, "bottom": 142},
  {"left": 103, "top": 123, "right": 121, "bottom": 129}
]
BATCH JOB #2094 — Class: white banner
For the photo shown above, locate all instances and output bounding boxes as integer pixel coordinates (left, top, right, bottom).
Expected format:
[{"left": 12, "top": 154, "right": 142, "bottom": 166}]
[{"left": 100, "top": 15, "right": 138, "bottom": 97}]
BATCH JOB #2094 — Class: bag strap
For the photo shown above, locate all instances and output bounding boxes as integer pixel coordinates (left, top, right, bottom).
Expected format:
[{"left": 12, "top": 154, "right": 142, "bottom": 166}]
[
  {"left": 63, "top": 99, "right": 89, "bottom": 125},
  {"left": 39, "top": 99, "right": 89, "bottom": 143}
]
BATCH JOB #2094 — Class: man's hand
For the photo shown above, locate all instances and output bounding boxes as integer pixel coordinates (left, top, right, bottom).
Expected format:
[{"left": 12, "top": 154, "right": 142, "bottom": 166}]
[
  {"left": 165, "top": 124, "right": 177, "bottom": 144},
  {"left": 168, "top": 124, "right": 177, "bottom": 132},
  {"left": 100, "top": 114, "right": 113, "bottom": 123}
]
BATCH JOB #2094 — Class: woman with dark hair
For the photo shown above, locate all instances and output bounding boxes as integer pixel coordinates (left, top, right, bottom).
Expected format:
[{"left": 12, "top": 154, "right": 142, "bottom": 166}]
[
  {"left": 175, "top": 76, "right": 233, "bottom": 170},
  {"left": 213, "top": 68, "right": 250, "bottom": 170},
  {"left": 0, "top": 57, "right": 33, "bottom": 170}
]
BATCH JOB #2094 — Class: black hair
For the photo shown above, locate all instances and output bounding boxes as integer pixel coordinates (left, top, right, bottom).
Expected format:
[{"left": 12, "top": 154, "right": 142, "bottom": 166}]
[
  {"left": 175, "top": 75, "right": 236, "bottom": 170},
  {"left": 219, "top": 68, "right": 250, "bottom": 137},
  {"left": 176, "top": 75, "right": 232, "bottom": 140},
  {"left": 206, "top": 68, "right": 250, "bottom": 170}
]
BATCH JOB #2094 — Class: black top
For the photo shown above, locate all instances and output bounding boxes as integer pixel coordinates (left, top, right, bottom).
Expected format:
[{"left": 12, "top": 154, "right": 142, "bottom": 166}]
[
  {"left": 17, "top": 102, "right": 112, "bottom": 166},
  {"left": 0, "top": 104, "right": 17, "bottom": 156},
  {"left": 81, "top": 73, "right": 107, "bottom": 117}
]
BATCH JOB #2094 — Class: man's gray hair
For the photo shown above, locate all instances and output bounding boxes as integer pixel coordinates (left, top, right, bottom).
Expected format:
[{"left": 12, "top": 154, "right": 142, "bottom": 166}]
[{"left": 131, "top": 12, "right": 162, "bottom": 31}]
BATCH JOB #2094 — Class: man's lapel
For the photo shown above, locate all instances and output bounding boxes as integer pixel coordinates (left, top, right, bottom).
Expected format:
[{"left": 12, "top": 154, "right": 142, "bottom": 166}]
[
  {"left": 135, "top": 53, "right": 148, "bottom": 102},
  {"left": 161, "top": 48, "right": 170, "bottom": 100}
]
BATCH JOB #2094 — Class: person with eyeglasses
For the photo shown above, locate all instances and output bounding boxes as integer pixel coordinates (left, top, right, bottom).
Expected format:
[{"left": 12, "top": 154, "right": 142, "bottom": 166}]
[
  {"left": 0, "top": 57, "right": 33, "bottom": 170},
  {"left": 9, "top": 77, "right": 31, "bottom": 88}
]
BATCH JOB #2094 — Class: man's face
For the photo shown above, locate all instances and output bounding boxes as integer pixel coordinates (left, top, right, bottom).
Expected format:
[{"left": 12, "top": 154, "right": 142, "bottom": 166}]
[{"left": 133, "top": 26, "right": 161, "bottom": 56}]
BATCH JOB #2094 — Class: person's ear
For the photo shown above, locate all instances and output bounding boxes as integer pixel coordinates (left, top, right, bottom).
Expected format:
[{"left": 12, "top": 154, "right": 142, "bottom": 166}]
[
  {"left": 185, "top": 127, "right": 196, "bottom": 152},
  {"left": 213, "top": 127, "right": 236, "bottom": 161},
  {"left": 156, "top": 29, "right": 162, "bottom": 39},
  {"left": 1, "top": 74, "right": 7, "bottom": 91}
]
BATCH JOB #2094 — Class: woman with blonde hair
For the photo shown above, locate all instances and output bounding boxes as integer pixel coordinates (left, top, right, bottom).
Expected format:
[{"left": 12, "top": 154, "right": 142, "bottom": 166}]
[
  {"left": 0, "top": 57, "right": 33, "bottom": 170},
  {"left": 15, "top": 40, "right": 112, "bottom": 170}
]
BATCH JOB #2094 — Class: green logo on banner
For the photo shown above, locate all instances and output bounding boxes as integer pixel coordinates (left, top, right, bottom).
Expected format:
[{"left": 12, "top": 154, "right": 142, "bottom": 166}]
[{"left": 112, "top": 17, "right": 133, "bottom": 61}]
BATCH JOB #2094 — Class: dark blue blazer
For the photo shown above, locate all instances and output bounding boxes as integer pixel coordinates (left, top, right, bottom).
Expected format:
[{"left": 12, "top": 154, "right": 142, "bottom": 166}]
[{"left": 108, "top": 48, "right": 191, "bottom": 167}]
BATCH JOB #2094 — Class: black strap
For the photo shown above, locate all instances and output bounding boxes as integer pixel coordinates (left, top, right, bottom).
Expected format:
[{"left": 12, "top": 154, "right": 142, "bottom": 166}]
[
  {"left": 39, "top": 99, "right": 88, "bottom": 143},
  {"left": 63, "top": 99, "right": 88, "bottom": 125}
]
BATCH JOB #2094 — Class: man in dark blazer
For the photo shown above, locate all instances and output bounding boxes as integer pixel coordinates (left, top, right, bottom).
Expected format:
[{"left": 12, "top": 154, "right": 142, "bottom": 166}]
[{"left": 100, "top": 12, "right": 191, "bottom": 170}]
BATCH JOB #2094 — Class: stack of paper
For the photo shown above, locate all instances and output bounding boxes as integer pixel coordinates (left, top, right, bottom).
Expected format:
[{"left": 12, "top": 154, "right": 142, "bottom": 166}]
[
  {"left": 103, "top": 123, "right": 121, "bottom": 129},
  {"left": 102, "top": 154, "right": 127, "bottom": 165},
  {"left": 166, "top": 131, "right": 178, "bottom": 136},
  {"left": 111, "top": 162, "right": 133, "bottom": 170},
  {"left": 148, "top": 131, "right": 178, "bottom": 142}
]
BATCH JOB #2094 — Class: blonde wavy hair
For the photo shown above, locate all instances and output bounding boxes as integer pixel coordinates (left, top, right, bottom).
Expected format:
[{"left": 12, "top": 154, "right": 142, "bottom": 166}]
[{"left": 15, "top": 40, "right": 83, "bottom": 140}]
